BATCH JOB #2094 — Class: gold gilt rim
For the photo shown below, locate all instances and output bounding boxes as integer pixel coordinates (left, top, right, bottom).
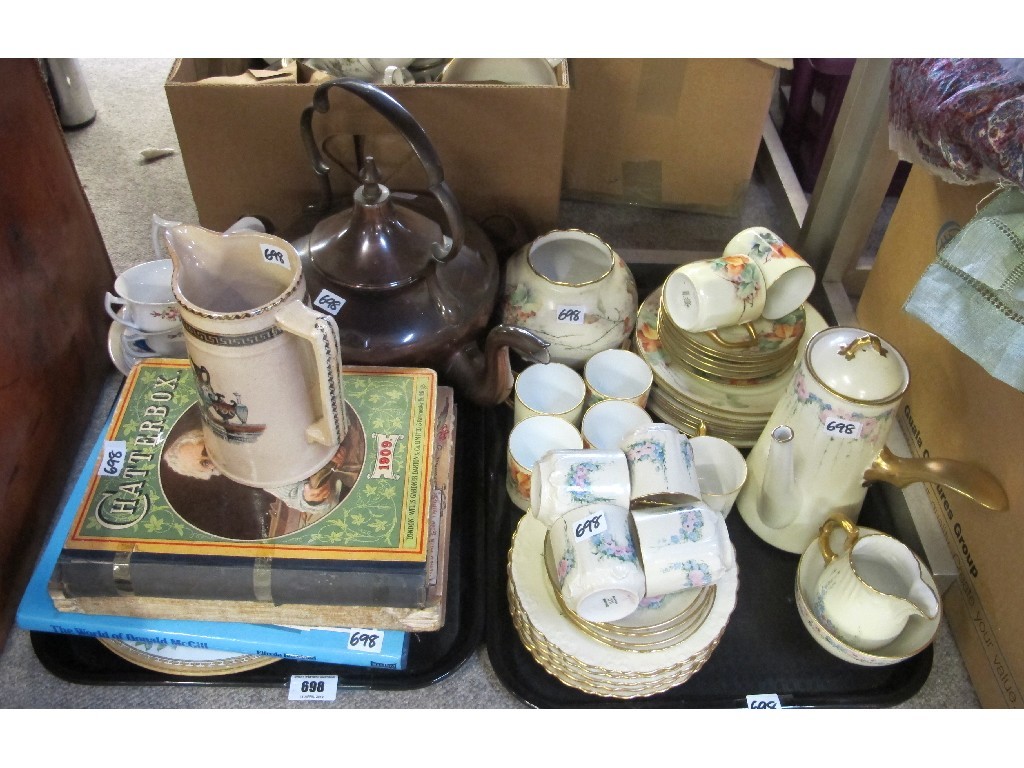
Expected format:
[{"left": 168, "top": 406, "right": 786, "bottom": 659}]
[
  {"left": 98, "top": 639, "right": 279, "bottom": 676},
  {"left": 526, "top": 228, "right": 615, "bottom": 287}
]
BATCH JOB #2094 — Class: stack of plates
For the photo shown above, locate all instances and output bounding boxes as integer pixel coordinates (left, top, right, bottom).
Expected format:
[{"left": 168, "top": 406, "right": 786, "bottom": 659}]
[
  {"left": 657, "top": 302, "right": 805, "bottom": 385},
  {"left": 634, "top": 285, "right": 826, "bottom": 447},
  {"left": 508, "top": 514, "right": 738, "bottom": 699}
]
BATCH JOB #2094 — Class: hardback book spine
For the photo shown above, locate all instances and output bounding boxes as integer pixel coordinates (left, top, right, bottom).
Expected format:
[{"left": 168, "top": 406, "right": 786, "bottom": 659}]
[{"left": 17, "top": 431, "right": 409, "bottom": 668}]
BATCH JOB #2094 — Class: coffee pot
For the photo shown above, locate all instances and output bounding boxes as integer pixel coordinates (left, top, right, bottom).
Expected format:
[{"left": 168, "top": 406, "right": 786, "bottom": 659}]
[
  {"left": 290, "top": 78, "right": 550, "bottom": 406},
  {"left": 737, "top": 327, "right": 1007, "bottom": 554}
]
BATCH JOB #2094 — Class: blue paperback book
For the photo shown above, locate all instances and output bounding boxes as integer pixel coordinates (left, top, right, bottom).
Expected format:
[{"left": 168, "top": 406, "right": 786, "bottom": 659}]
[{"left": 17, "top": 414, "right": 409, "bottom": 670}]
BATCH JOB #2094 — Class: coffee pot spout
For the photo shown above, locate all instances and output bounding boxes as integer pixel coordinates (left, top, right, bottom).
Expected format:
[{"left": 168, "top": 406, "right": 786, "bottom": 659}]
[{"left": 758, "top": 424, "right": 802, "bottom": 529}]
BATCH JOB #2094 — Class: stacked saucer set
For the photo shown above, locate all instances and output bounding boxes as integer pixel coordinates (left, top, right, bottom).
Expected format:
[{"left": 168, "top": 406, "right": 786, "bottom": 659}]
[
  {"left": 633, "top": 228, "right": 823, "bottom": 447},
  {"left": 508, "top": 423, "right": 742, "bottom": 699}
]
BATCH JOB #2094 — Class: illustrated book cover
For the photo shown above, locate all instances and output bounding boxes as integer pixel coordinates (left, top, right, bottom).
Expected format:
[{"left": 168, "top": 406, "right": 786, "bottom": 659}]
[
  {"left": 51, "top": 377, "right": 457, "bottom": 632},
  {"left": 18, "top": 426, "right": 409, "bottom": 668},
  {"left": 49, "top": 360, "right": 439, "bottom": 608}
]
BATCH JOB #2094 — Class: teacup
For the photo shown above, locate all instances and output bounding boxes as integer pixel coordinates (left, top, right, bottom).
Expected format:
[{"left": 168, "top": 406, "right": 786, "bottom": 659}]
[
  {"left": 661, "top": 255, "right": 767, "bottom": 333},
  {"left": 513, "top": 362, "right": 586, "bottom": 426},
  {"left": 689, "top": 435, "right": 747, "bottom": 516},
  {"left": 583, "top": 348, "right": 653, "bottom": 408},
  {"left": 506, "top": 415, "right": 583, "bottom": 512},
  {"left": 620, "top": 423, "right": 702, "bottom": 507},
  {"left": 631, "top": 502, "right": 735, "bottom": 596},
  {"left": 722, "top": 227, "right": 815, "bottom": 320},
  {"left": 580, "top": 399, "right": 653, "bottom": 450},
  {"left": 546, "top": 503, "right": 646, "bottom": 622},
  {"left": 104, "top": 259, "right": 180, "bottom": 333},
  {"left": 530, "top": 449, "right": 631, "bottom": 528},
  {"left": 813, "top": 516, "right": 940, "bottom": 652}
]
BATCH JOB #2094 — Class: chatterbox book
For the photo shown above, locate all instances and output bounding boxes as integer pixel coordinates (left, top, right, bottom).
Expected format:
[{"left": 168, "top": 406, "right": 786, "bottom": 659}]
[{"left": 49, "top": 360, "right": 438, "bottom": 608}]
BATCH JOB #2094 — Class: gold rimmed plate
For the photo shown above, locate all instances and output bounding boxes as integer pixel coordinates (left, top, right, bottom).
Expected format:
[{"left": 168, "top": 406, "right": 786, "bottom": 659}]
[{"left": 99, "top": 638, "right": 279, "bottom": 676}]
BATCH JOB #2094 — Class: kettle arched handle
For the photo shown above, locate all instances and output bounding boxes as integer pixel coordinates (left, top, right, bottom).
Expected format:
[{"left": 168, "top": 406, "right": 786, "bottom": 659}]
[{"left": 299, "top": 77, "right": 464, "bottom": 264}]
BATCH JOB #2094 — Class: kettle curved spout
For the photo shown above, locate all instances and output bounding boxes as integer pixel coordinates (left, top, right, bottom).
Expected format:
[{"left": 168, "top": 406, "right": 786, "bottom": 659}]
[
  {"left": 442, "top": 325, "right": 550, "bottom": 406},
  {"left": 758, "top": 424, "right": 801, "bottom": 529}
]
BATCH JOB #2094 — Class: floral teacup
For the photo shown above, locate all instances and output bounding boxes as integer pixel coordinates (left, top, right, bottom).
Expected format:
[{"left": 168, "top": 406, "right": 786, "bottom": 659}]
[{"left": 548, "top": 503, "right": 646, "bottom": 623}]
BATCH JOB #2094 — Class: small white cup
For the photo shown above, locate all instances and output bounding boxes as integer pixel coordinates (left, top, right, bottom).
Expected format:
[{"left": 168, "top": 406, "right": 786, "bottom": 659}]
[
  {"left": 620, "top": 423, "right": 702, "bottom": 507},
  {"left": 661, "top": 255, "right": 767, "bottom": 333},
  {"left": 581, "top": 399, "right": 653, "bottom": 451},
  {"left": 104, "top": 259, "right": 180, "bottom": 333},
  {"left": 506, "top": 415, "right": 583, "bottom": 512},
  {"left": 723, "top": 227, "right": 815, "bottom": 320},
  {"left": 547, "top": 503, "right": 646, "bottom": 622},
  {"left": 513, "top": 362, "right": 587, "bottom": 426},
  {"left": 583, "top": 348, "right": 653, "bottom": 408},
  {"left": 663, "top": 257, "right": 770, "bottom": 331},
  {"left": 690, "top": 435, "right": 748, "bottom": 517},
  {"left": 632, "top": 502, "right": 736, "bottom": 596},
  {"left": 531, "top": 449, "right": 631, "bottom": 528}
]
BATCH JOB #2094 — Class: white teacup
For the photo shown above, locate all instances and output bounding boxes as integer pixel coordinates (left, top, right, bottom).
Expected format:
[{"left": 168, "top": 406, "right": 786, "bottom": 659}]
[
  {"left": 513, "top": 362, "right": 586, "bottom": 426},
  {"left": 723, "top": 227, "right": 815, "bottom": 320},
  {"left": 632, "top": 502, "right": 735, "bottom": 596},
  {"left": 581, "top": 399, "right": 653, "bottom": 450},
  {"left": 546, "top": 503, "right": 646, "bottom": 622},
  {"left": 530, "top": 449, "right": 631, "bottom": 528},
  {"left": 583, "top": 348, "right": 653, "bottom": 408},
  {"left": 690, "top": 435, "right": 747, "bottom": 517},
  {"left": 661, "top": 255, "right": 767, "bottom": 333},
  {"left": 813, "top": 516, "right": 940, "bottom": 652},
  {"left": 506, "top": 415, "right": 583, "bottom": 512},
  {"left": 104, "top": 259, "right": 180, "bottom": 333},
  {"left": 620, "top": 423, "right": 702, "bottom": 507}
]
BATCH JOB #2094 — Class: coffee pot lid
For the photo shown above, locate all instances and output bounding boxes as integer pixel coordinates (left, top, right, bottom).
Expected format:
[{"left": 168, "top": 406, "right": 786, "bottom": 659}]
[{"left": 804, "top": 327, "right": 909, "bottom": 404}]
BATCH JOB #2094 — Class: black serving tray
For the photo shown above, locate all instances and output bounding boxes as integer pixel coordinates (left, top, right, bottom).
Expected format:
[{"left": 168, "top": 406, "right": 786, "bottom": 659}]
[
  {"left": 483, "top": 263, "right": 934, "bottom": 708},
  {"left": 30, "top": 401, "right": 490, "bottom": 691}
]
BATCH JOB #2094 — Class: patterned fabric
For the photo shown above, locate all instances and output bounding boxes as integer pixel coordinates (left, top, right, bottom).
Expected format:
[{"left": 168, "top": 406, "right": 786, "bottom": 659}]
[{"left": 889, "top": 58, "right": 1024, "bottom": 191}]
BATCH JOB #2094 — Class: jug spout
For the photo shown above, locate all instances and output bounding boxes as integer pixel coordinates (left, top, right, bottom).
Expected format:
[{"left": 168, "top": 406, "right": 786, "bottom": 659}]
[{"left": 758, "top": 424, "right": 801, "bottom": 529}]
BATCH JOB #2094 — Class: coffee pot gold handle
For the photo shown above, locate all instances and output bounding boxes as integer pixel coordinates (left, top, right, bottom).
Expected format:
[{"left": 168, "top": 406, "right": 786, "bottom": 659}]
[{"left": 864, "top": 446, "right": 1008, "bottom": 511}]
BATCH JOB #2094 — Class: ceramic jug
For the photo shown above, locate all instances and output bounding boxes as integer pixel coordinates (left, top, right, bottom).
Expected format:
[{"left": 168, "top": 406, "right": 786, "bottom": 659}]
[
  {"left": 500, "top": 229, "right": 638, "bottom": 369},
  {"left": 164, "top": 223, "right": 347, "bottom": 489},
  {"left": 737, "top": 327, "right": 1007, "bottom": 554},
  {"left": 814, "top": 516, "right": 939, "bottom": 651}
]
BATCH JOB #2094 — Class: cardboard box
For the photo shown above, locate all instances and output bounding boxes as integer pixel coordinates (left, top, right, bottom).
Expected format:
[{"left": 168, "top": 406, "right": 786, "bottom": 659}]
[
  {"left": 562, "top": 59, "right": 777, "bottom": 215},
  {"left": 857, "top": 165, "right": 1022, "bottom": 708},
  {"left": 165, "top": 59, "right": 569, "bottom": 240}
]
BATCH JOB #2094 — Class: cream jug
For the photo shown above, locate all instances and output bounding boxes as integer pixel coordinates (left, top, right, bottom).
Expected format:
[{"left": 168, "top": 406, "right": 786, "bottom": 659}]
[
  {"left": 737, "top": 327, "right": 1007, "bottom": 554},
  {"left": 164, "top": 223, "right": 346, "bottom": 489},
  {"left": 814, "top": 516, "right": 939, "bottom": 651}
]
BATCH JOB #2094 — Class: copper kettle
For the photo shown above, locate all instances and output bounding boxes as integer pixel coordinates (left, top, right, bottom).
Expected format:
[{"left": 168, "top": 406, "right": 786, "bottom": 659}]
[{"left": 291, "top": 78, "right": 549, "bottom": 406}]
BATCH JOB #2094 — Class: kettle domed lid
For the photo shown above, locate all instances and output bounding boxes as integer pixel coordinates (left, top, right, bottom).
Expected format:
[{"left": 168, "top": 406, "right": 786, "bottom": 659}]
[
  {"left": 805, "top": 327, "right": 909, "bottom": 404},
  {"left": 306, "top": 158, "right": 442, "bottom": 290}
]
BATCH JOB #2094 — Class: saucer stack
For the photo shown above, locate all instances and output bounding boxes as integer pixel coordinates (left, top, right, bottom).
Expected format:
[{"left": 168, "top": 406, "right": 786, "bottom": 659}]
[
  {"left": 633, "top": 285, "right": 826, "bottom": 447},
  {"left": 657, "top": 303, "right": 804, "bottom": 386},
  {"left": 508, "top": 514, "right": 738, "bottom": 699}
]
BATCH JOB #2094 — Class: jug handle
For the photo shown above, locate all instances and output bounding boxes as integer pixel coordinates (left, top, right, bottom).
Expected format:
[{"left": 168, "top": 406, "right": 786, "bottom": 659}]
[
  {"left": 299, "top": 77, "right": 465, "bottom": 264},
  {"left": 275, "top": 301, "right": 347, "bottom": 448},
  {"left": 818, "top": 514, "right": 859, "bottom": 565}
]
